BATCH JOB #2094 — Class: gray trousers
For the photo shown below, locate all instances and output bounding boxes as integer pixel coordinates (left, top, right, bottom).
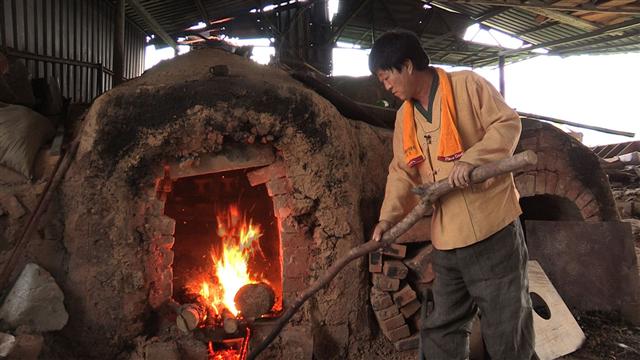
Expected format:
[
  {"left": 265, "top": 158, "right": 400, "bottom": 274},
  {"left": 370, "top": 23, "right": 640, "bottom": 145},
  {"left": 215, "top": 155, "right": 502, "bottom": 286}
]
[{"left": 420, "top": 219, "right": 535, "bottom": 360}]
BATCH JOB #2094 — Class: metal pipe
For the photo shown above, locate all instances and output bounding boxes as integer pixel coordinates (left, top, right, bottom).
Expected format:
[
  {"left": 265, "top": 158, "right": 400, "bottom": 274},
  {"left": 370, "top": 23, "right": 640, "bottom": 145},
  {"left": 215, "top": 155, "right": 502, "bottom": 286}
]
[{"left": 518, "top": 111, "right": 635, "bottom": 138}]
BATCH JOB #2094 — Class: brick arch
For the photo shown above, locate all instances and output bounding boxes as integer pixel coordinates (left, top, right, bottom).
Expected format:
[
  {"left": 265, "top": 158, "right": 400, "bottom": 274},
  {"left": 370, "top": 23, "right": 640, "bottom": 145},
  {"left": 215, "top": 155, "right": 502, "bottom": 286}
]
[{"left": 515, "top": 119, "right": 619, "bottom": 222}]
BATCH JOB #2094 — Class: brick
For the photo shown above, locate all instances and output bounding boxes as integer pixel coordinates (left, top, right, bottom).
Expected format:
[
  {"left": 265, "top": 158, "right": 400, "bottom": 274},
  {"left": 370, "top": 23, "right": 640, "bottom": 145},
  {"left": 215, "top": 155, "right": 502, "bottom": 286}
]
[
  {"left": 400, "top": 300, "right": 421, "bottom": 318},
  {"left": 372, "top": 274, "right": 400, "bottom": 291},
  {"left": 515, "top": 174, "right": 535, "bottom": 197},
  {"left": 536, "top": 151, "right": 548, "bottom": 171},
  {"left": 384, "top": 324, "right": 410, "bottom": 342},
  {"left": 371, "top": 289, "right": 394, "bottom": 311},
  {"left": 534, "top": 172, "right": 546, "bottom": 195},
  {"left": 283, "top": 276, "right": 307, "bottom": 296},
  {"left": 545, "top": 172, "right": 559, "bottom": 195},
  {"left": 564, "top": 180, "right": 584, "bottom": 202},
  {"left": 585, "top": 213, "right": 602, "bottom": 222},
  {"left": 394, "top": 334, "right": 420, "bottom": 351},
  {"left": 403, "top": 244, "right": 434, "bottom": 283},
  {"left": 539, "top": 130, "right": 563, "bottom": 149},
  {"left": 160, "top": 247, "right": 174, "bottom": 267},
  {"left": 383, "top": 260, "right": 408, "bottom": 279},
  {"left": 544, "top": 151, "right": 565, "bottom": 172},
  {"left": 147, "top": 216, "right": 176, "bottom": 236},
  {"left": 517, "top": 136, "right": 537, "bottom": 150},
  {"left": 266, "top": 178, "right": 293, "bottom": 196},
  {"left": 282, "top": 247, "right": 309, "bottom": 277},
  {"left": 380, "top": 313, "right": 406, "bottom": 332},
  {"left": 581, "top": 200, "right": 600, "bottom": 219},
  {"left": 374, "top": 303, "right": 399, "bottom": 321},
  {"left": 369, "top": 251, "right": 382, "bottom": 273},
  {"left": 272, "top": 195, "right": 292, "bottom": 218},
  {"left": 575, "top": 191, "right": 594, "bottom": 209},
  {"left": 554, "top": 176, "right": 570, "bottom": 197},
  {"left": 279, "top": 217, "right": 298, "bottom": 234},
  {"left": 146, "top": 199, "right": 165, "bottom": 216},
  {"left": 246, "top": 161, "right": 286, "bottom": 186},
  {"left": 280, "top": 232, "right": 308, "bottom": 250},
  {"left": 380, "top": 244, "right": 407, "bottom": 259},
  {"left": 393, "top": 284, "right": 417, "bottom": 307},
  {"left": 157, "top": 235, "right": 175, "bottom": 248}
]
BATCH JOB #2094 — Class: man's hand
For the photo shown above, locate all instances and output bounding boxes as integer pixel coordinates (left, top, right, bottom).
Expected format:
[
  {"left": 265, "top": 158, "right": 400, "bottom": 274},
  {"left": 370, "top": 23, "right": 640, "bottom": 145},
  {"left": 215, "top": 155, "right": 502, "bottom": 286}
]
[
  {"left": 448, "top": 161, "right": 475, "bottom": 188},
  {"left": 371, "top": 220, "right": 392, "bottom": 242}
]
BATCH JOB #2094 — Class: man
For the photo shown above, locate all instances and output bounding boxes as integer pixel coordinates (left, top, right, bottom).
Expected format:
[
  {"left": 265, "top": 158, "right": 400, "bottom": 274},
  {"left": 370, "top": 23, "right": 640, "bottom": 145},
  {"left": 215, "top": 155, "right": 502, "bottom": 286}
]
[{"left": 369, "top": 30, "right": 535, "bottom": 360}]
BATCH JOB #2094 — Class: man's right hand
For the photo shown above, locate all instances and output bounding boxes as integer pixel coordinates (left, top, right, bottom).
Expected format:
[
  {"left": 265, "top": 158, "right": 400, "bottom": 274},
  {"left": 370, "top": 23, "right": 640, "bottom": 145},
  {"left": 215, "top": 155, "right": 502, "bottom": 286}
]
[{"left": 372, "top": 220, "right": 392, "bottom": 242}]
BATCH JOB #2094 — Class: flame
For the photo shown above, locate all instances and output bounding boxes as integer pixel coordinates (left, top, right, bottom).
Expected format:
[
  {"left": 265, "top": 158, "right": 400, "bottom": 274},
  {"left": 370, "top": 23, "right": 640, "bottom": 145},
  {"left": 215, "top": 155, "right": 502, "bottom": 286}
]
[{"left": 195, "top": 204, "right": 263, "bottom": 316}]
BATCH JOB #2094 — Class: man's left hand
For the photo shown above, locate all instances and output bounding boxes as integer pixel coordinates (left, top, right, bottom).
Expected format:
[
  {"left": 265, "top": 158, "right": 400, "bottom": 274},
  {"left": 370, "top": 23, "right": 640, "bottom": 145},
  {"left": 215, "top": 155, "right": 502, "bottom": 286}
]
[{"left": 448, "top": 161, "right": 475, "bottom": 188}]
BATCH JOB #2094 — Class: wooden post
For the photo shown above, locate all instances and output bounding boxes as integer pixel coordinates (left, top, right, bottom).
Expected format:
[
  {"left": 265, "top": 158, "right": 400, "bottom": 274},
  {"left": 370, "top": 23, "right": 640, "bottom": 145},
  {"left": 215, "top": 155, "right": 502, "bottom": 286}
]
[{"left": 113, "top": 0, "right": 125, "bottom": 86}]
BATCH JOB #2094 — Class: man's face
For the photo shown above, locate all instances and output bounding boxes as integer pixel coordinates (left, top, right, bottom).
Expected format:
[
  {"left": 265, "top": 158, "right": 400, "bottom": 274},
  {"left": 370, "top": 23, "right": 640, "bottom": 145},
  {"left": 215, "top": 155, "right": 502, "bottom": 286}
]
[{"left": 376, "top": 64, "right": 413, "bottom": 101}]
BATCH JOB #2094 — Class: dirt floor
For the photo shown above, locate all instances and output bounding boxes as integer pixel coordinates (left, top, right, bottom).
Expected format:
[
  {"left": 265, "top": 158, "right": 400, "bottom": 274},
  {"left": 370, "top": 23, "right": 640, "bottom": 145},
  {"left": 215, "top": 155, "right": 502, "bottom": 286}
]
[{"left": 561, "top": 311, "right": 640, "bottom": 360}]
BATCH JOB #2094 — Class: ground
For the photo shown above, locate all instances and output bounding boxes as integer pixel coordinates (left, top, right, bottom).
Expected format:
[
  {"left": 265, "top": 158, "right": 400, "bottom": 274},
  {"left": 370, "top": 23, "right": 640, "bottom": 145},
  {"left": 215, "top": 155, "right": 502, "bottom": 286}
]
[{"left": 562, "top": 311, "right": 640, "bottom": 360}]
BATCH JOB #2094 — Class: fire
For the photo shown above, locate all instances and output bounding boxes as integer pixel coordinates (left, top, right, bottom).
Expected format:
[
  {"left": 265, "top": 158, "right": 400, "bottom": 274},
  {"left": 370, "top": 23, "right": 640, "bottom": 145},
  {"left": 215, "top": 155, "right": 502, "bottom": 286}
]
[{"left": 196, "top": 204, "right": 263, "bottom": 316}]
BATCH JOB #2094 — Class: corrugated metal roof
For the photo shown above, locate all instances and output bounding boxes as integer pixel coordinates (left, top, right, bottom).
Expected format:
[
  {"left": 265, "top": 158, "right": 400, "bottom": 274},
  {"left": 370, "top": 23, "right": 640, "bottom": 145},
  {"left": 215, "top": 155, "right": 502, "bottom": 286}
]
[{"left": 117, "top": 0, "right": 640, "bottom": 67}]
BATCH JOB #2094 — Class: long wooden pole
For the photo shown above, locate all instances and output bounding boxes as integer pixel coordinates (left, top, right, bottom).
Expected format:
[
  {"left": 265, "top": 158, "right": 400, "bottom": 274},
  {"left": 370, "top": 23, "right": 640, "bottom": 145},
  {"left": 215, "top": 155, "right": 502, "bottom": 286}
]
[
  {"left": 0, "top": 140, "right": 80, "bottom": 291},
  {"left": 247, "top": 150, "right": 538, "bottom": 360}
]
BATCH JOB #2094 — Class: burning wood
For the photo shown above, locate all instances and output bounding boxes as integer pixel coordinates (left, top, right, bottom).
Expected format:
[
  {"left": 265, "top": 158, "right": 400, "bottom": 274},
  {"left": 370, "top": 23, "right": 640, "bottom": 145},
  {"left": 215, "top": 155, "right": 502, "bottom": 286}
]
[
  {"left": 222, "top": 309, "right": 239, "bottom": 335},
  {"left": 176, "top": 303, "right": 206, "bottom": 333},
  {"left": 234, "top": 282, "right": 276, "bottom": 321}
]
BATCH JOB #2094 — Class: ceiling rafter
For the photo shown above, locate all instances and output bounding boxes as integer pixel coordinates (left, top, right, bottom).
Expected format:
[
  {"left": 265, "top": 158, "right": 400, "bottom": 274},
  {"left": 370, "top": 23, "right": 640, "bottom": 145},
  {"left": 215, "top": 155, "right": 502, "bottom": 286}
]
[
  {"left": 433, "top": 0, "right": 640, "bottom": 15},
  {"left": 193, "top": 0, "right": 211, "bottom": 24},
  {"left": 521, "top": 7, "right": 600, "bottom": 31},
  {"left": 426, "top": 8, "right": 508, "bottom": 59},
  {"left": 127, "top": 0, "right": 178, "bottom": 49},
  {"left": 474, "top": 17, "right": 640, "bottom": 66},
  {"left": 331, "top": 0, "right": 372, "bottom": 43}
]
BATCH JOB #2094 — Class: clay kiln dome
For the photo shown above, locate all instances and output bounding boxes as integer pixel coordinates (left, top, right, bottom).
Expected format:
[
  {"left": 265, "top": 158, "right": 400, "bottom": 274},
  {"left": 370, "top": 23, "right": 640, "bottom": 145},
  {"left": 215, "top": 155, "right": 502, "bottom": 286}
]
[{"left": 60, "top": 48, "right": 392, "bottom": 358}]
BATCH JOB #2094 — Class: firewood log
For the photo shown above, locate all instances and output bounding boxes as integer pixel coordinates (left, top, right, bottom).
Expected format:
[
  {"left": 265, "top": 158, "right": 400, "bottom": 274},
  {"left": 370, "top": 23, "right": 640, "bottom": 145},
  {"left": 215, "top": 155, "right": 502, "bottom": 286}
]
[
  {"left": 234, "top": 282, "right": 276, "bottom": 320},
  {"left": 176, "top": 303, "right": 206, "bottom": 333}
]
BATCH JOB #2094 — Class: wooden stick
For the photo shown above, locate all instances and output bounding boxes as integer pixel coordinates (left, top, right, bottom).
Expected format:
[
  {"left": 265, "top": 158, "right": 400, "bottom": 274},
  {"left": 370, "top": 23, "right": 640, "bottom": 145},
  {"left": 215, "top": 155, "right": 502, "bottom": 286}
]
[
  {"left": 247, "top": 150, "right": 537, "bottom": 360},
  {"left": 0, "top": 139, "right": 80, "bottom": 290}
]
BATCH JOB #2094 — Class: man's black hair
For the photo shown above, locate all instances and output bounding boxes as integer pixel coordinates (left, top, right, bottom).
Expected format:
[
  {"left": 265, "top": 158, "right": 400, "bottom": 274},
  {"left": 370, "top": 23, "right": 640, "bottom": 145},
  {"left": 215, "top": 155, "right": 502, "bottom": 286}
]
[{"left": 368, "top": 30, "right": 430, "bottom": 74}]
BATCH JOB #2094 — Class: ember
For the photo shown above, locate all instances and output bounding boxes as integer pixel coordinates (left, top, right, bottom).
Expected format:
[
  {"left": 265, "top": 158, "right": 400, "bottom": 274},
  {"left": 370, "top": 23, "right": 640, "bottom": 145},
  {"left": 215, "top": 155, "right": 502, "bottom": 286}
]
[{"left": 208, "top": 329, "right": 251, "bottom": 360}]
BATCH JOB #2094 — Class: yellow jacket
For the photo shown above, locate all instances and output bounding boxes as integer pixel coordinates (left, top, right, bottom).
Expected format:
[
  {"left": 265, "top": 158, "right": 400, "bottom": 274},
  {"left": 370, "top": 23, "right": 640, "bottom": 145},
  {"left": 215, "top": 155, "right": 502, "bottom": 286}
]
[{"left": 379, "top": 70, "right": 522, "bottom": 250}]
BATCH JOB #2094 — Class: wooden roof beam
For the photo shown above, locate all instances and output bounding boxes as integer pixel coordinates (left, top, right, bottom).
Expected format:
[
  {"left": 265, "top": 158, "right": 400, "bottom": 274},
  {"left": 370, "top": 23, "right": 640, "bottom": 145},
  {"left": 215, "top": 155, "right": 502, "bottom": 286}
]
[
  {"left": 474, "top": 17, "right": 640, "bottom": 65},
  {"left": 522, "top": 7, "right": 600, "bottom": 31},
  {"left": 128, "top": 0, "right": 178, "bottom": 50},
  {"left": 434, "top": 0, "right": 640, "bottom": 15},
  {"left": 331, "top": 0, "right": 372, "bottom": 43},
  {"left": 193, "top": 0, "right": 211, "bottom": 25}
]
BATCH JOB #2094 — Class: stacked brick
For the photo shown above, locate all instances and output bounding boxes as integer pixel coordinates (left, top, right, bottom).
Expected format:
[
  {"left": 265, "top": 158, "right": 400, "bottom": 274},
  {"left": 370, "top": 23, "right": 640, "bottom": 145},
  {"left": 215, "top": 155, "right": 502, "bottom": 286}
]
[
  {"left": 370, "top": 233, "right": 434, "bottom": 351},
  {"left": 514, "top": 119, "right": 619, "bottom": 222}
]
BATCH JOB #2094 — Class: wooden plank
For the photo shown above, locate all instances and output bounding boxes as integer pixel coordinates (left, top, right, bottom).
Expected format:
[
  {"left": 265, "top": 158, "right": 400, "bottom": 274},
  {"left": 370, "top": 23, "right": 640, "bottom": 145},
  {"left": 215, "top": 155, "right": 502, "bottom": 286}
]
[
  {"left": 528, "top": 261, "right": 585, "bottom": 360},
  {"left": 523, "top": 7, "right": 600, "bottom": 31}
]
